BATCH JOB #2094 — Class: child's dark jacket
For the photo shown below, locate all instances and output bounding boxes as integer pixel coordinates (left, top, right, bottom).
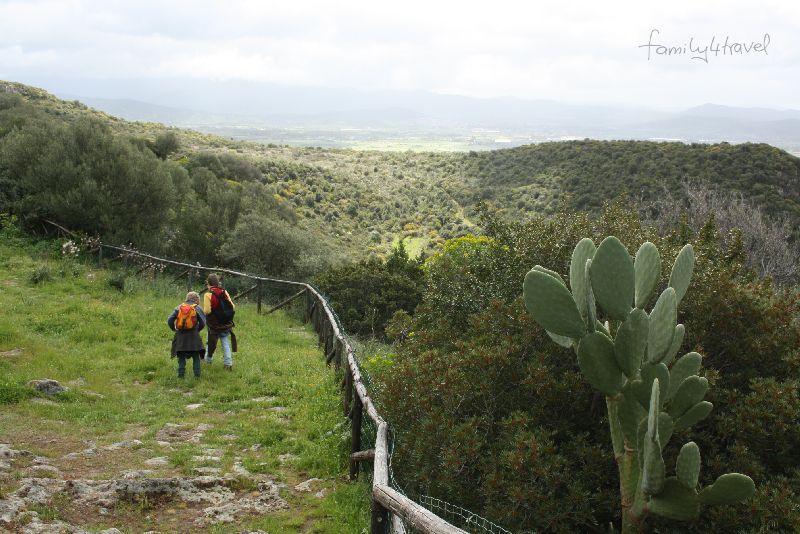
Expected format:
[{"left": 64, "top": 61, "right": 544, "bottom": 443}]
[{"left": 167, "top": 304, "right": 207, "bottom": 356}]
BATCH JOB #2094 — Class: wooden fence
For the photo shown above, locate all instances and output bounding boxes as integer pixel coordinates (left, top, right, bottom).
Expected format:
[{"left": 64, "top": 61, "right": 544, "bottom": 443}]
[{"left": 94, "top": 242, "right": 468, "bottom": 534}]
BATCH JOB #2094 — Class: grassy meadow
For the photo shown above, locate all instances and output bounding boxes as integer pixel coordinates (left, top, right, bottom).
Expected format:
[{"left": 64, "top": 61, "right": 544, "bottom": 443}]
[{"left": 0, "top": 237, "right": 370, "bottom": 533}]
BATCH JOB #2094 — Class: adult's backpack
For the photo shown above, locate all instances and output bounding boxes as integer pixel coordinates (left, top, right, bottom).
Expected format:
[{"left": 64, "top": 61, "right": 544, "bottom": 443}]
[
  {"left": 209, "top": 287, "right": 235, "bottom": 324},
  {"left": 175, "top": 303, "right": 198, "bottom": 330}
]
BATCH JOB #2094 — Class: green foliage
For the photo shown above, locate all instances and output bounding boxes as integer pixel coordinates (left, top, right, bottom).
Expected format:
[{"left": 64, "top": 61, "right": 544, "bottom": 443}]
[
  {"left": 0, "top": 113, "right": 178, "bottom": 250},
  {"left": 379, "top": 204, "right": 799, "bottom": 533},
  {"left": 29, "top": 264, "right": 52, "bottom": 284},
  {"left": 313, "top": 243, "right": 424, "bottom": 338},
  {"left": 107, "top": 272, "right": 127, "bottom": 292},
  {"left": 0, "top": 379, "right": 32, "bottom": 404},
  {"left": 4, "top": 82, "right": 800, "bottom": 274},
  {"left": 221, "top": 212, "right": 319, "bottom": 278},
  {"left": 423, "top": 235, "right": 513, "bottom": 329},
  {"left": 148, "top": 131, "right": 180, "bottom": 160},
  {"left": 385, "top": 310, "right": 413, "bottom": 343}
]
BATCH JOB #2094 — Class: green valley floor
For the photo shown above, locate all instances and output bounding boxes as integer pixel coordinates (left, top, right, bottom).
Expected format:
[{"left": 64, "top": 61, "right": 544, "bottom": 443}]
[{"left": 0, "top": 240, "right": 370, "bottom": 533}]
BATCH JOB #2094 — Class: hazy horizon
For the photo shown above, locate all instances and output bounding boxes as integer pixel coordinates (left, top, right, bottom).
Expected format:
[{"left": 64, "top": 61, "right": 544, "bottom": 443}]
[{"left": 1, "top": 0, "right": 797, "bottom": 111}]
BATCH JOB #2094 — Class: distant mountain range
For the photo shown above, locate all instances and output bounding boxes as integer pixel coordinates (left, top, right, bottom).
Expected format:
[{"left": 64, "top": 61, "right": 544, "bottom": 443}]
[{"left": 32, "top": 77, "right": 798, "bottom": 151}]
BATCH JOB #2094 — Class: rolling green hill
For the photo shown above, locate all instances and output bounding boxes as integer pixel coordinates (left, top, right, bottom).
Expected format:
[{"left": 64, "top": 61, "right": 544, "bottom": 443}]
[{"left": 2, "top": 80, "right": 799, "bottom": 265}]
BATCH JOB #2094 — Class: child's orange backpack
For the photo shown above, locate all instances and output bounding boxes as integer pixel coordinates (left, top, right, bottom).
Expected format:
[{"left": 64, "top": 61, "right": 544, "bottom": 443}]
[{"left": 175, "top": 303, "right": 198, "bottom": 330}]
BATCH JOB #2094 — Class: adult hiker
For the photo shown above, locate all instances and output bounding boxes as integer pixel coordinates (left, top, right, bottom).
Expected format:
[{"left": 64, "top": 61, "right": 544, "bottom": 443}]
[
  {"left": 203, "top": 273, "right": 237, "bottom": 370},
  {"left": 167, "top": 291, "right": 206, "bottom": 379}
]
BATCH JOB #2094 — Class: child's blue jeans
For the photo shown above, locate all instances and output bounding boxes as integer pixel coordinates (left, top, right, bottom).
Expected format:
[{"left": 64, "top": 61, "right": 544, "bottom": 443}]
[{"left": 177, "top": 352, "right": 201, "bottom": 378}]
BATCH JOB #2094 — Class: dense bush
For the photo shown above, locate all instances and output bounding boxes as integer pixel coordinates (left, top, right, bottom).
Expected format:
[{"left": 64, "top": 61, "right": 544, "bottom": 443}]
[
  {"left": 379, "top": 204, "right": 800, "bottom": 533},
  {"left": 313, "top": 243, "right": 424, "bottom": 338},
  {"left": 0, "top": 95, "right": 334, "bottom": 276}
]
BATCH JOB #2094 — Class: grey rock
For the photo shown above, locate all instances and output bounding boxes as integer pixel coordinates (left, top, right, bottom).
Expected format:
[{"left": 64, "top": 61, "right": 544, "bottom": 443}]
[
  {"left": 103, "top": 439, "right": 142, "bottom": 451},
  {"left": 0, "top": 443, "right": 32, "bottom": 459},
  {"left": 155, "top": 422, "right": 211, "bottom": 444},
  {"left": 193, "top": 467, "right": 222, "bottom": 475},
  {"left": 192, "top": 455, "right": 221, "bottom": 463},
  {"left": 294, "top": 478, "right": 323, "bottom": 492},
  {"left": 27, "top": 379, "right": 67, "bottom": 395},
  {"left": 121, "top": 469, "right": 155, "bottom": 479}
]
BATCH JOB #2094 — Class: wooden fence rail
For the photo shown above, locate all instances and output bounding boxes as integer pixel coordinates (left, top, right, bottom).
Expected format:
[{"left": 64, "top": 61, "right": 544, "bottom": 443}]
[{"left": 94, "top": 243, "right": 469, "bottom": 534}]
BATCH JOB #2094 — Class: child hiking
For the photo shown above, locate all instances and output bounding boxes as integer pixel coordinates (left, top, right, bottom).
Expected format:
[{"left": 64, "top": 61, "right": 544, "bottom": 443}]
[
  {"left": 167, "top": 291, "right": 207, "bottom": 378},
  {"left": 203, "top": 273, "right": 237, "bottom": 370}
]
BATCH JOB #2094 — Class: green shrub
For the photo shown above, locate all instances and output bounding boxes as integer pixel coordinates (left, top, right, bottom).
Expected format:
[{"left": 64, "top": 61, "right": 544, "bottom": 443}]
[
  {"left": 0, "top": 380, "right": 32, "bottom": 405},
  {"left": 379, "top": 204, "right": 800, "bottom": 533},
  {"left": 313, "top": 243, "right": 424, "bottom": 338},
  {"left": 29, "top": 264, "right": 52, "bottom": 284},
  {"left": 107, "top": 272, "right": 127, "bottom": 292}
]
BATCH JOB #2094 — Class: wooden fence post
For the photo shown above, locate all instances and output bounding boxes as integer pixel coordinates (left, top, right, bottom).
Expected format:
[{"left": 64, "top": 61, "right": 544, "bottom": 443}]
[
  {"left": 350, "top": 393, "right": 363, "bottom": 480},
  {"left": 187, "top": 269, "right": 194, "bottom": 293},
  {"left": 371, "top": 499, "right": 389, "bottom": 534},
  {"left": 325, "top": 322, "right": 333, "bottom": 357},
  {"left": 256, "top": 281, "right": 263, "bottom": 314},
  {"left": 98, "top": 245, "right": 103, "bottom": 266},
  {"left": 344, "top": 366, "right": 353, "bottom": 417}
]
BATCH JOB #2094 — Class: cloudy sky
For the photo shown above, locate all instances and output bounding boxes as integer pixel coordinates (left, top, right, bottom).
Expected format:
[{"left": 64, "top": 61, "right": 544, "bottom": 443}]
[{"left": 0, "top": 0, "right": 797, "bottom": 110}]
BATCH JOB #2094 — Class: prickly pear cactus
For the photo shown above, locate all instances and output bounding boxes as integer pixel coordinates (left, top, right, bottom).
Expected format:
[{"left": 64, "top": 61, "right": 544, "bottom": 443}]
[{"left": 523, "top": 237, "right": 754, "bottom": 533}]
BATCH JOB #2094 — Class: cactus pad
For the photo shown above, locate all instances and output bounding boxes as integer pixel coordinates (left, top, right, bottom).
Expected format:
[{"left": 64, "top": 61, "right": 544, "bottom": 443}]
[
  {"left": 667, "top": 352, "right": 703, "bottom": 400},
  {"left": 660, "top": 324, "right": 685, "bottom": 366},
  {"left": 647, "top": 288, "right": 677, "bottom": 363},
  {"left": 672, "top": 376, "right": 709, "bottom": 419},
  {"left": 699, "top": 473, "right": 755, "bottom": 506},
  {"left": 669, "top": 244, "right": 695, "bottom": 305},
  {"left": 634, "top": 241, "right": 661, "bottom": 309},
  {"left": 676, "top": 442, "right": 701, "bottom": 489},
  {"left": 577, "top": 332, "right": 625, "bottom": 396},
  {"left": 570, "top": 238, "right": 596, "bottom": 323},
  {"left": 633, "top": 363, "right": 670, "bottom": 411},
  {"left": 531, "top": 265, "right": 567, "bottom": 286},
  {"left": 674, "top": 401, "right": 713, "bottom": 432},
  {"left": 648, "top": 478, "right": 700, "bottom": 520},
  {"left": 524, "top": 268, "right": 587, "bottom": 339},
  {"left": 614, "top": 308, "right": 649, "bottom": 378},
  {"left": 641, "top": 380, "right": 665, "bottom": 495},
  {"left": 590, "top": 236, "right": 635, "bottom": 320}
]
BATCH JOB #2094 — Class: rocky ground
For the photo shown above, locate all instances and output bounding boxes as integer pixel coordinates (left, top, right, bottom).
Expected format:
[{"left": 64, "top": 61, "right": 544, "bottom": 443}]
[{"left": 0, "top": 381, "right": 340, "bottom": 534}]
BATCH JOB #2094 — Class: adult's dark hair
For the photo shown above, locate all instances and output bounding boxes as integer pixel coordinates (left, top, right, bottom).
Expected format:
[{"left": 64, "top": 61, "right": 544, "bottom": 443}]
[{"left": 206, "top": 273, "right": 220, "bottom": 287}]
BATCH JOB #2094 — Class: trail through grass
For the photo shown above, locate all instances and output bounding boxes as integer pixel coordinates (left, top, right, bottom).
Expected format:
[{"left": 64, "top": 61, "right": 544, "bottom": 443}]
[{"left": 0, "top": 239, "right": 370, "bottom": 533}]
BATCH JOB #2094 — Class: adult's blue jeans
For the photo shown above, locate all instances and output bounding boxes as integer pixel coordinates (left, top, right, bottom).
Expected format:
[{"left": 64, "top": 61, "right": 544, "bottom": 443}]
[{"left": 205, "top": 331, "right": 232, "bottom": 367}]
